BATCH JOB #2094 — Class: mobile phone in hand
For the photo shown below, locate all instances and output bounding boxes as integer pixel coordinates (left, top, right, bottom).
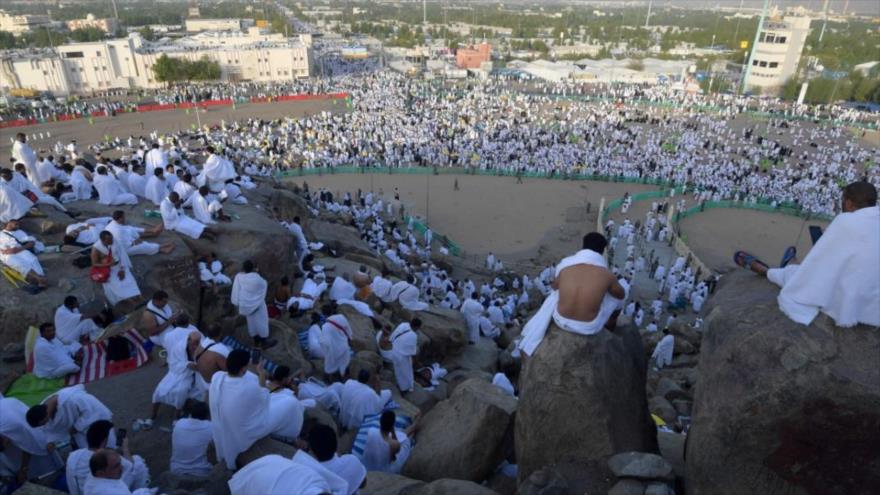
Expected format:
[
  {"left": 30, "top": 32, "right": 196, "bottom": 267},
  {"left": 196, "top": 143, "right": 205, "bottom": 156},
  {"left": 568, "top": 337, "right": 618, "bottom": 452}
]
[
  {"left": 117, "top": 428, "right": 127, "bottom": 441},
  {"left": 251, "top": 349, "right": 261, "bottom": 365}
]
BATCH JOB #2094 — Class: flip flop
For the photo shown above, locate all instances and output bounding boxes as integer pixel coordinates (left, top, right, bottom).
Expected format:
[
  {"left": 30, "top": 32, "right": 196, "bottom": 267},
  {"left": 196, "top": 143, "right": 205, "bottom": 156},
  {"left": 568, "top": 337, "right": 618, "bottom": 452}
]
[
  {"left": 780, "top": 246, "right": 797, "bottom": 268},
  {"left": 734, "top": 251, "right": 768, "bottom": 270}
]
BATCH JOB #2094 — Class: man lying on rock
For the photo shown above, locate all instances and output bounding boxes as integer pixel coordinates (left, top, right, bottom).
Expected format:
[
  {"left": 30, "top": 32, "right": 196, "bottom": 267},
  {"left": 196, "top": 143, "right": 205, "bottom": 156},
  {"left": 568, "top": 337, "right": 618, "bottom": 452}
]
[
  {"left": 518, "top": 232, "right": 628, "bottom": 357},
  {"left": 735, "top": 180, "right": 879, "bottom": 327}
]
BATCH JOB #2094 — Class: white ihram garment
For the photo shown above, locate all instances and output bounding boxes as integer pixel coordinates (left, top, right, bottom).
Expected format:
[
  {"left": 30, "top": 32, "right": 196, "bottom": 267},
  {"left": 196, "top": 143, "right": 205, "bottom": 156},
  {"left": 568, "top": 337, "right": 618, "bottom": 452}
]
[
  {"left": 767, "top": 206, "right": 880, "bottom": 327},
  {"left": 231, "top": 272, "right": 269, "bottom": 339},
  {"left": 518, "top": 249, "right": 624, "bottom": 357}
]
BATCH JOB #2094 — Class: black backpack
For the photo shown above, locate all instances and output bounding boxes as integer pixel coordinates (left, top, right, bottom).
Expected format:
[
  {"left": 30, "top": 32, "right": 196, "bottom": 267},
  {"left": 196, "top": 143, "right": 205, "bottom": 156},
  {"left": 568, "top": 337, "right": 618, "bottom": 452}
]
[{"left": 105, "top": 336, "right": 132, "bottom": 361}]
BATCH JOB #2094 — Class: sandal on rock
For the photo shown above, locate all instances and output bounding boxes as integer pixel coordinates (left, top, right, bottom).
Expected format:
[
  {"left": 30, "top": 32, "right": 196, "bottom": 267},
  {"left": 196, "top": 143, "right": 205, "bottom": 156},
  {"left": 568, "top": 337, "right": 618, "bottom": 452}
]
[
  {"left": 779, "top": 246, "right": 797, "bottom": 268},
  {"left": 734, "top": 250, "right": 768, "bottom": 271}
]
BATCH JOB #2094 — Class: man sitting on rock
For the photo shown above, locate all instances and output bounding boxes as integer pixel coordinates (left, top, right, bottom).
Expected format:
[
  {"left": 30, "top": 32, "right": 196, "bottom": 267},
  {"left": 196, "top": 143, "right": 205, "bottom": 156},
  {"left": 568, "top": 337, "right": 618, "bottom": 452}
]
[
  {"left": 338, "top": 370, "right": 392, "bottom": 431},
  {"left": 208, "top": 350, "right": 304, "bottom": 469},
  {"left": 33, "top": 322, "right": 83, "bottom": 379},
  {"left": 27, "top": 385, "right": 113, "bottom": 451},
  {"left": 0, "top": 218, "right": 48, "bottom": 288},
  {"left": 360, "top": 410, "right": 418, "bottom": 474},
  {"left": 736, "top": 181, "right": 879, "bottom": 327},
  {"left": 518, "top": 232, "right": 626, "bottom": 357},
  {"left": 54, "top": 296, "right": 103, "bottom": 346},
  {"left": 82, "top": 449, "right": 156, "bottom": 495},
  {"left": 66, "top": 420, "right": 150, "bottom": 495},
  {"left": 307, "top": 424, "right": 367, "bottom": 495}
]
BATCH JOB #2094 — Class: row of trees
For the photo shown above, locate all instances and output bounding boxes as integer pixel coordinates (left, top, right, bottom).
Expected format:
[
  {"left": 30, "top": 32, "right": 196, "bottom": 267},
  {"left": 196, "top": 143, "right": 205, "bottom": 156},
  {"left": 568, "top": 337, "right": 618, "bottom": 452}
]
[
  {"left": 151, "top": 54, "right": 221, "bottom": 85},
  {"left": 0, "top": 26, "right": 124, "bottom": 49},
  {"left": 781, "top": 69, "right": 880, "bottom": 104}
]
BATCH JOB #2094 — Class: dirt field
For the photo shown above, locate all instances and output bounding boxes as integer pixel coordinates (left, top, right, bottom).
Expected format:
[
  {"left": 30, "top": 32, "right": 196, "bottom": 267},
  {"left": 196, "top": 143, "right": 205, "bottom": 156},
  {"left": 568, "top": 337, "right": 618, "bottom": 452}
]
[
  {"left": 295, "top": 173, "right": 657, "bottom": 267},
  {"left": 301, "top": 173, "right": 836, "bottom": 274}
]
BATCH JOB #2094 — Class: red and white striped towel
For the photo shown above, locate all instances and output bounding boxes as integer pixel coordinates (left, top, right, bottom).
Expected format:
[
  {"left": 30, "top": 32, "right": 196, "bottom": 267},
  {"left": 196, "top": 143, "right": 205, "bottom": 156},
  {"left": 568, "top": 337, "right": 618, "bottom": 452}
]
[{"left": 64, "top": 329, "right": 150, "bottom": 386}]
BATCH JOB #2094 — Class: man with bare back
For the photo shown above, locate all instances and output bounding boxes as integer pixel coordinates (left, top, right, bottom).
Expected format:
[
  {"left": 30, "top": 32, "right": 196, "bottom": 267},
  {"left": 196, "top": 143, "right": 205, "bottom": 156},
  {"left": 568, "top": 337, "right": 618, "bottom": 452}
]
[{"left": 518, "top": 232, "right": 627, "bottom": 356}]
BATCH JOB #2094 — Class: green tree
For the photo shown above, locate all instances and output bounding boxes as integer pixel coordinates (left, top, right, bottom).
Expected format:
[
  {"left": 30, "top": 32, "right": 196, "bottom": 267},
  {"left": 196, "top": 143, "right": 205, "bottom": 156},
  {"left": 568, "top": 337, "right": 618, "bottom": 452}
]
[
  {"left": 69, "top": 27, "right": 106, "bottom": 42},
  {"left": 627, "top": 59, "right": 645, "bottom": 71},
  {"left": 152, "top": 54, "right": 183, "bottom": 86},
  {"left": 138, "top": 26, "right": 156, "bottom": 42},
  {"left": 780, "top": 77, "right": 801, "bottom": 101},
  {"left": 186, "top": 56, "right": 221, "bottom": 80},
  {"left": 0, "top": 30, "right": 16, "bottom": 49}
]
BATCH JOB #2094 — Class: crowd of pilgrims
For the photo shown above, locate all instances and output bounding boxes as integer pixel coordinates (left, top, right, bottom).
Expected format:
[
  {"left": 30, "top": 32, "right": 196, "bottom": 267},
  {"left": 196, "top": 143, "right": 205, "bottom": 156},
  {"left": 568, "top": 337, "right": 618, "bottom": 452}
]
[
  {"left": 0, "top": 69, "right": 877, "bottom": 494},
  {"left": 67, "top": 71, "right": 874, "bottom": 217}
]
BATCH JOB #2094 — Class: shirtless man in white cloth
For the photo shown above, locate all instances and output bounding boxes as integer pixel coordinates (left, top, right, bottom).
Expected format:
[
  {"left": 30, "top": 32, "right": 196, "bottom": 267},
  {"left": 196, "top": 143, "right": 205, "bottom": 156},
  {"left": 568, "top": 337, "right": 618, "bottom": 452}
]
[{"left": 518, "top": 232, "right": 626, "bottom": 357}]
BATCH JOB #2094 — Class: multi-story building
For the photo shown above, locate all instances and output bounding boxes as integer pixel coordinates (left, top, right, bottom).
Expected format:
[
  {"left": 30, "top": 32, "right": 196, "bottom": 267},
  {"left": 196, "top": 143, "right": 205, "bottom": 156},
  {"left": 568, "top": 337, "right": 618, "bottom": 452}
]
[
  {"left": 185, "top": 18, "right": 249, "bottom": 33},
  {"left": 745, "top": 16, "right": 811, "bottom": 92},
  {"left": 0, "top": 10, "right": 50, "bottom": 35},
  {"left": 0, "top": 28, "right": 312, "bottom": 95},
  {"left": 456, "top": 43, "right": 491, "bottom": 69},
  {"left": 66, "top": 14, "right": 119, "bottom": 34}
]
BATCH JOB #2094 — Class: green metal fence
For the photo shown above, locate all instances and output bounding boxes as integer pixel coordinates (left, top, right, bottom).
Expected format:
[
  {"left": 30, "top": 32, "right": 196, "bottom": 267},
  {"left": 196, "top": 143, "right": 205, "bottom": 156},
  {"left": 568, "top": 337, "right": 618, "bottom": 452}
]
[
  {"left": 675, "top": 199, "right": 833, "bottom": 222},
  {"left": 405, "top": 216, "right": 462, "bottom": 257}
]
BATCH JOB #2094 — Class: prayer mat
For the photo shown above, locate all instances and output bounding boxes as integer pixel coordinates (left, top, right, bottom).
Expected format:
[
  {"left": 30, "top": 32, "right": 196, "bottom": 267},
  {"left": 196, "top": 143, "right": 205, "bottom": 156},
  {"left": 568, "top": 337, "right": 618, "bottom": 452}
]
[
  {"left": 351, "top": 412, "right": 413, "bottom": 458},
  {"left": 63, "top": 329, "right": 150, "bottom": 386},
  {"left": 5, "top": 374, "right": 64, "bottom": 407},
  {"left": 24, "top": 326, "right": 149, "bottom": 386}
]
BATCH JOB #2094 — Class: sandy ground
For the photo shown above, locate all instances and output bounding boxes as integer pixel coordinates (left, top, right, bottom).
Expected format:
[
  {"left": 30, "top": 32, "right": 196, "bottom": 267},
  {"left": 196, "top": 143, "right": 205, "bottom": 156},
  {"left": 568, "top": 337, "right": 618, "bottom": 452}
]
[
  {"left": 294, "top": 173, "right": 656, "bottom": 269},
  {"left": 300, "top": 172, "right": 832, "bottom": 275},
  {"left": 0, "top": 99, "right": 343, "bottom": 157},
  {"left": 678, "top": 208, "right": 829, "bottom": 272}
]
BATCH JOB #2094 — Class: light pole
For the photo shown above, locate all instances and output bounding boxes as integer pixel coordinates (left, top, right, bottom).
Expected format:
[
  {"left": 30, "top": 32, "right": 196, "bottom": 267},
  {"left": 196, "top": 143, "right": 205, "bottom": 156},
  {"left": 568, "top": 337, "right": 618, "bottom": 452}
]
[{"left": 740, "top": 0, "right": 770, "bottom": 95}]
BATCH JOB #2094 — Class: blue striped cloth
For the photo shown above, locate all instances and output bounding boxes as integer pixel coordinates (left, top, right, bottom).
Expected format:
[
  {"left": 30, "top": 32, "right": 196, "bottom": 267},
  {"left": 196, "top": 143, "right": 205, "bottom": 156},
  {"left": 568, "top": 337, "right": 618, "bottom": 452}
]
[
  {"left": 297, "top": 330, "right": 310, "bottom": 353},
  {"left": 220, "top": 336, "right": 279, "bottom": 375},
  {"left": 351, "top": 411, "right": 412, "bottom": 457}
]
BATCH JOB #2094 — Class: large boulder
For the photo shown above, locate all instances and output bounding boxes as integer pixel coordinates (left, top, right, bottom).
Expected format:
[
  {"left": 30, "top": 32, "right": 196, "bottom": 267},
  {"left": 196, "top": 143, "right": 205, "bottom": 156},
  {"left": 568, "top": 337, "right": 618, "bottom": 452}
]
[
  {"left": 337, "top": 305, "right": 382, "bottom": 353},
  {"left": 403, "top": 378, "right": 516, "bottom": 482},
  {"left": 442, "top": 336, "right": 499, "bottom": 374},
  {"left": 686, "top": 272, "right": 880, "bottom": 495},
  {"left": 266, "top": 188, "right": 309, "bottom": 222},
  {"left": 608, "top": 451, "right": 675, "bottom": 481},
  {"left": 410, "top": 307, "right": 468, "bottom": 361},
  {"left": 404, "top": 479, "right": 499, "bottom": 495},
  {"left": 361, "top": 472, "right": 425, "bottom": 495},
  {"left": 309, "top": 220, "right": 375, "bottom": 258},
  {"left": 515, "top": 323, "right": 657, "bottom": 486},
  {"left": 232, "top": 319, "right": 312, "bottom": 375}
]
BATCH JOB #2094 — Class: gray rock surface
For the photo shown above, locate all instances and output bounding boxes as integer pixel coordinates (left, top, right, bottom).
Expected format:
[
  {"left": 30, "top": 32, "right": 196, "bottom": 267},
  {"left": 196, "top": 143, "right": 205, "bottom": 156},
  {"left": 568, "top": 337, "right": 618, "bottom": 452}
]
[
  {"left": 442, "top": 336, "right": 499, "bottom": 374},
  {"left": 404, "top": 378, "right": 516, "bottom": 482},
  {"left": 609, "top": 479, "right": 646, "bottom": 495},
  {"left": 360, "top": 472, "right": 425, "bottom": 495},
  {"left": 516, "top": 323, "right": 658, "bottom": 484},
  {"left": 608, "top": 452, "right": 675, "bottom": 481},
  {"left": 403, "top": 479, "right": 499, "bottom": 495},
  {"left": 686, "top": 272, "right": 880, "bottom": 495}
]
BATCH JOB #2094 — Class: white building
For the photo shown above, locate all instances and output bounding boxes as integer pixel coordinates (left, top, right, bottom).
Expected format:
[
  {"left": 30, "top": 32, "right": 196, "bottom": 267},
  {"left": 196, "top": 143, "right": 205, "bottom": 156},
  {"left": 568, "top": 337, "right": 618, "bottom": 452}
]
[
  {"left": 0, "top": 10, "right": 50, "bottom": 35},
  {"left": 66, "top": 14, "right": 119, "bottom": 34},
  {"left": 745, "top": 16, "right": 811, "bottom": 92},
  {"left": 185, "top": 18, "right": 249, "bottom": 33},
  {"left": 0, "top": 29, "right": 312, "bottom": 96}
]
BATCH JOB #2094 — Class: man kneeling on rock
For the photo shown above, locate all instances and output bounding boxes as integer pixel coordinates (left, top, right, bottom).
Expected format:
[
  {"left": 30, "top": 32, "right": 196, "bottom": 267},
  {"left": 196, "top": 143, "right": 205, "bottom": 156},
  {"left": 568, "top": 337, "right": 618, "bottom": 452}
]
[{"left": 518, "top": 232, "right": 627, "bottom": 357}]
